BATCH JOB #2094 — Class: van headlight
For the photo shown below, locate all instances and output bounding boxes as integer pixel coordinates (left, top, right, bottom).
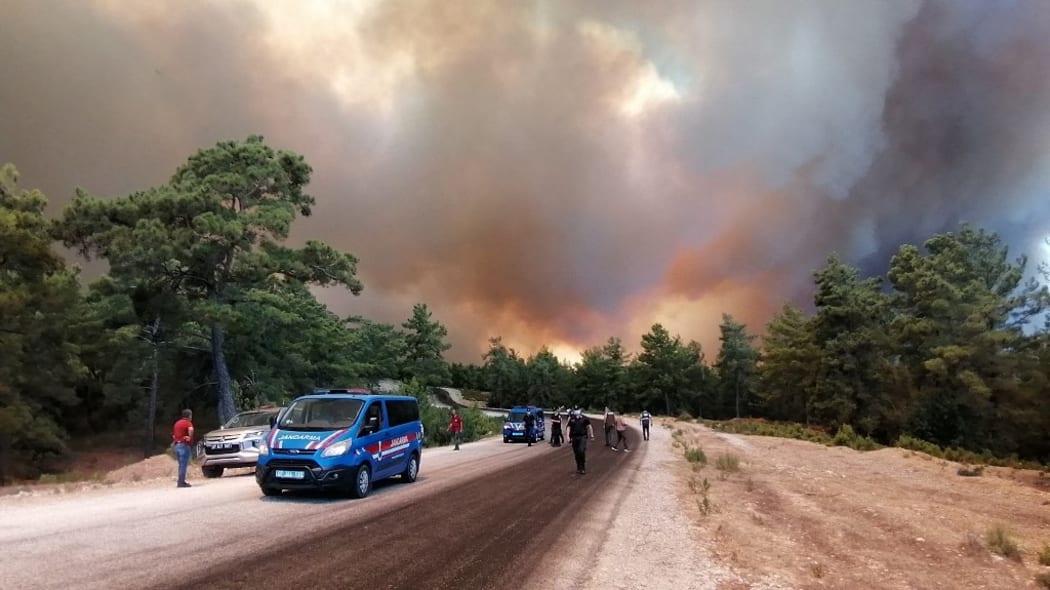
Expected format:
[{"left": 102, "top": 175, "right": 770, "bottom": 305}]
[
  {"left": 321, "top": 440, "right": 351, "bottom": 457},
  {"left": 258, "top": 442, "right": 269, "bottom": 456}
]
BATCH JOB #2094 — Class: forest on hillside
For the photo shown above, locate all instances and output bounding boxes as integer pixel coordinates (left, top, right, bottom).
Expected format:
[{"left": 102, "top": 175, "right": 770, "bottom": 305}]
[{"left": 3, "top": 136, "right": 1049, "bottom": 483}]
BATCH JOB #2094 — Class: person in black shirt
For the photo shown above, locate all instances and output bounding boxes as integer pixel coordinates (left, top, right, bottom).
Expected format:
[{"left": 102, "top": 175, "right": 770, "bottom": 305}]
[
  {"left": 566, "top": 410, "right": 595, "bottom": 474},
  {"left": 523, "top": 410, "right": 536, "bottom": 447},
  {"left": 549, "top": 411, "right": 563, "bottom": 447}
]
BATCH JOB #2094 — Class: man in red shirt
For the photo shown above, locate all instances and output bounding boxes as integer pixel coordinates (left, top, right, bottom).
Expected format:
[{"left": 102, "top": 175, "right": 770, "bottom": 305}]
[
  {"left": 448, "top": 409, "right": 464, "bottom": 451},
  {"left": 172, "top": 409, "right": 194, "bottom": 488}
]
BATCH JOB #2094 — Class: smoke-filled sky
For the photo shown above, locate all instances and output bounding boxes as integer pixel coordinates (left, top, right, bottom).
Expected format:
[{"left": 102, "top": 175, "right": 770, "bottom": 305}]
[{"left": 2, "top": 0, "right": 1049, "bottom": 363}]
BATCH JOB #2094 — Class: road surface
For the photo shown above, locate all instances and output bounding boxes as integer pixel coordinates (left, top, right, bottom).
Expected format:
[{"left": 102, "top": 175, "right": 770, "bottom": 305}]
[{"left": 0, "top": 420, "right": 638, "bottom": 590}]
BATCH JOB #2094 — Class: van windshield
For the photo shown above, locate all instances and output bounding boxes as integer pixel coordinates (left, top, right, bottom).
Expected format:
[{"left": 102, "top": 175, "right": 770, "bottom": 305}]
[
  {"left": 507, "top": 412, "right": 527, "bottom": 422},
  {"left": 277, "top": 398, "right": 364, "bottom": 431}
]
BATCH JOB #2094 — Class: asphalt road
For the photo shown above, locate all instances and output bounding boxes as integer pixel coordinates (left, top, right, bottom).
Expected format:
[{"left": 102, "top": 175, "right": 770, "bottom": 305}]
[{"left": 1, "top": 420, "right": 638, "bottom": 590}]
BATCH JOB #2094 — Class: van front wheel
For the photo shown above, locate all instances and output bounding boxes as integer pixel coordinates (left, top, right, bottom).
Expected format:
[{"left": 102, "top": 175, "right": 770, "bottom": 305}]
[
  {"left": 350, "top": 464, "right": 372, "bottom": 498},
  {"left": 401, "top": 453, "right": 419, "bottom": 483}
]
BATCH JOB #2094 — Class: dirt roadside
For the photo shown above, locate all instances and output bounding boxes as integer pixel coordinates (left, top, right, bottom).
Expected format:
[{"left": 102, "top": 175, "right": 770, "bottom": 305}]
[{"left": 669, "top": 420, "right": 1050, "bottom": 590}]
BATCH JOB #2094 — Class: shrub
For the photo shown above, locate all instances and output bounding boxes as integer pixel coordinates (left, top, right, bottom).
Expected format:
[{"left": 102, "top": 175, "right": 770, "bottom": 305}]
[
  {"left": 685, "top": 447, "right": 707, "bottom": 465},
  {"left": 715, "top": 453, "right": 740, "bottom": 473},
  {"left": 1036, "top": 573, "right": 1050, "bottom": 590},
  {"left": 1038, "top": 544, "right": 1050, "bottom": 566},
  {"left": 676, "top": 412, "right": 693, "bottom": 422},
  {"left": 985, "top": 525, "right": 1021, "bottom": 561},
  {"left": 957, "top": 465, "right": 984, "bottom": 477},
  {"left": 831, "top": 424, "right": 880, "bottom": 451},
  {"left": 460, "top": 389, "right": 490, "bottom": 402}
]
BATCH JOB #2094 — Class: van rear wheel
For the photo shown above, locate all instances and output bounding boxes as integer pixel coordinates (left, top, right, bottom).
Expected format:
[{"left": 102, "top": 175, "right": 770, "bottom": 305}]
[
  {"left": 401, "top": 453, "right": 419, "bottom": 483},
  {"left": 350, "top": 464, "right": 372, "bottom": 498}
]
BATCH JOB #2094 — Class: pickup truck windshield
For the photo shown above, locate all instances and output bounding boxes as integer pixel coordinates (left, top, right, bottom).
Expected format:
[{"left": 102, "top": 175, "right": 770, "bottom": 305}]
[
  {"left": 223, "top": 411, "right": 278, "bottom": 429},
  {"left": 278, "top": 398, "right": 364, "bottom": 431}
]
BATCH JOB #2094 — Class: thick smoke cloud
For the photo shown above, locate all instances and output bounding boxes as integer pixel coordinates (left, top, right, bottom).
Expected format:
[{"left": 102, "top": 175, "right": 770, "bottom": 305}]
[{"left": 1, "top": 0, "right": 1048, "bottom": 362}]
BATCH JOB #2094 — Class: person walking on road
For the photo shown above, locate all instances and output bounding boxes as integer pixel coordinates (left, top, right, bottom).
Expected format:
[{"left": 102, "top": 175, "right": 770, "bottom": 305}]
[
  {"left": 524, "top": 410, "right": 537, "bottom": 447},
  {"left": 172, "top": 409, "right": 194, "bottom": 488},
  {"left": 449, "top": 408, "right": 464, "bottom": 451},
  {"left": 549, "top": 410, "right": 563, "bottom": 447},
  {"left": 640, "top": 409, "right": 652, "bottom": 441},
  {"left": 611, "top": 412, "right": 631, "bottom": 452},
  {"left": 604, "top": 408, "right": 616, "bottom": 447},
  {"left": 566, "top": 410, "right": 594, "bottom": 474}
]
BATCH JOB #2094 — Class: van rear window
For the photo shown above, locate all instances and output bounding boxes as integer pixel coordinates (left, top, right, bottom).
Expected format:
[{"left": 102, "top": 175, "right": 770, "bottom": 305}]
[{"left": 386, "top": 400, "right": 420, "bottom": 427}]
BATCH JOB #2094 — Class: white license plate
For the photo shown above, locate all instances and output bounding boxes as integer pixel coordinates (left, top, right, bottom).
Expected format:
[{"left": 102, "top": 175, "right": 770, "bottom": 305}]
[
  {"left": 208, "top": 443, "right": 232, "bottom": 449},
  {"left": 275, "top": 469, "right": 305, "bottom": 480}
]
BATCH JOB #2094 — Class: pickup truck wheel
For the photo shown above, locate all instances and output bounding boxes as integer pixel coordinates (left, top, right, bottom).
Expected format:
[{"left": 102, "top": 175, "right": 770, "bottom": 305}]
[
  {"left": 350, "top": 464, "right": 372, "bottom": 498},
  {"left": 401, "top": 453, "right": 419, "bottom": 483},
  {"left": 201, "top": 465, "right": 224, "bottom": 478}
]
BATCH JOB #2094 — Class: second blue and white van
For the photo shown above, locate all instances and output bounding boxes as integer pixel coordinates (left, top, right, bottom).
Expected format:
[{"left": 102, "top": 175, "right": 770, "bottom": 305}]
[
  {"left": 255, "top": 389, "right": 424, "bottom": 498},
  {"left": 502, "top": 405, "right": 545, "bottom": 443}
]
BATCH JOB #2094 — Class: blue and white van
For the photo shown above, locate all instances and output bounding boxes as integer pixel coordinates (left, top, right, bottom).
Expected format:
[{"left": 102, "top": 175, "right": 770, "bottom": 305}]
[
  {"left": 255, "top": 389, "right": 424, "bottom": 498},
  {"left": 502, "top": 405, "right": 545, "bottom": 443}
]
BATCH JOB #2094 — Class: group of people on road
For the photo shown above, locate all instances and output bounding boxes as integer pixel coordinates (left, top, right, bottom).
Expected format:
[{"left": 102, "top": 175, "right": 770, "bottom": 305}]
[{"left": 171, "top": 403, "right": 656, "bottom": 488}]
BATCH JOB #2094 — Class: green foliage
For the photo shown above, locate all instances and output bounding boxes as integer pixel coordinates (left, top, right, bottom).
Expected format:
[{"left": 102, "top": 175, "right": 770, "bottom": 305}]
[
  {"left": 574, "top": 337, "right": 630, "bottom": 411},
  {"left": 0, "top": 164, "right": 82, "bottom": 482},
  {"left": 710, "top": 419, "right": 833, "bottom": 445},
  {"left": 758, "top": 305, "right": 820, "bottom": 423},
  {"left": 684, "top": 447, "right": 707, "bottom": 465},
  {"left": 480, "top": 337, "right": 527, "bottom": 408},
  {"left": 984, "top": 525, "right": 1021, "bottom": 561},
  {"left": 459, "top": 389, "right": 490, "bottom": 402},
  {"left": 714, "top": 314, "right": 760, "bottom": 419},
  {"left": 399, "top": 379, "right": 501, "bottom": 447},
  {"left": 889, "top": 225, "right": 1048, "bottom": 454},
  {"left": 831, "top": 424, "right": 881, "bottom": 451},
  {"left": 55, "top": 137, "right": 363, "bottom": 423},
  {"left": 811, "top": 255, "right": 896, "bottom": 438},
  {"left": 631, "top": 325, "right": 712, "bottom": 417},
  {"left": 524, "top": 346, "right": 575, "bottom": 409},
  {"left": 400, "top": 303, "right": 451, "bottom": 386},
  {"left": 715, "top": 453, "right": 740, "bottom": 473}
]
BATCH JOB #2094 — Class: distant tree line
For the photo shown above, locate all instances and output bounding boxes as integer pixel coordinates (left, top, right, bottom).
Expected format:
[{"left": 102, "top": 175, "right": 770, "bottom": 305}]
[
  {"left": 3, "top": 136, "right": 1049, "bottom": 483},
  {"left": 450, "top": 226, "right": 1050, "bottom": 466}
]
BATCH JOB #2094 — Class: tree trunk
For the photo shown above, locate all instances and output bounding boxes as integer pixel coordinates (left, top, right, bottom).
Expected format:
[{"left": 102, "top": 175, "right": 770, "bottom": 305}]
[
  {"left": 664, "top": 391, "right": 671, "bottom": 416},
  {"left": 735, "top": 374, "right": 741, "bottom": 419},
  {"left": 211, "top": 322, "right": 236, "bottom": 423},
  {"left": 144, "top": 316, "right": 161, "bottom": 458}
]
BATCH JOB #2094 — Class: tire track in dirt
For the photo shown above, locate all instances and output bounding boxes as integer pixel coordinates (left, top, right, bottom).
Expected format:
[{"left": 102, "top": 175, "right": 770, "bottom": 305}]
[{"left": 163, "top": 421, "right": 640, "bottom": 590}]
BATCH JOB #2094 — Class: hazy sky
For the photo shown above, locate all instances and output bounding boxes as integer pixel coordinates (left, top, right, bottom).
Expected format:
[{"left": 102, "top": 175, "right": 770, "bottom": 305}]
[{"left": 2, "top": 0, "right": 1049, "bottom": 363}]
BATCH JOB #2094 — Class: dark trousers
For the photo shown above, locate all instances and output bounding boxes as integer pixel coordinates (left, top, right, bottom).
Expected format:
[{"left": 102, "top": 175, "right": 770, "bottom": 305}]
[
  {"left": 550, "top": 425, "right": 563, "bottom": 446},
  {"left": 613, "top": 430, "right": 629, "bottom": 450},
  {"left": 571, "top": 436, "right": 588, "bottom": 472},
  {"left": 642, "top": 422, "right": 650, "bottom": 440},
  {"left": 604, "top": 424, "right": 614, "bottom": 446}
]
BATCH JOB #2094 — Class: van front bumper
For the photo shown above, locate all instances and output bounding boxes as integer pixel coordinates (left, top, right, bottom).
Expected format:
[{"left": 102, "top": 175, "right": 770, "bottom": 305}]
[{"left": 256, "top": 460, "right": 353, "bottom": 491}]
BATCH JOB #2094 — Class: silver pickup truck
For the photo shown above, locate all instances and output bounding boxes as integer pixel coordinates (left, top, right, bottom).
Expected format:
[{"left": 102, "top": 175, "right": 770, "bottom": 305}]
[{"left": 199, "top": 406, "right": 283, "bottom": 478}]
